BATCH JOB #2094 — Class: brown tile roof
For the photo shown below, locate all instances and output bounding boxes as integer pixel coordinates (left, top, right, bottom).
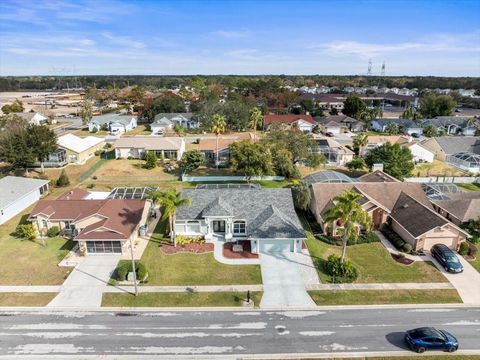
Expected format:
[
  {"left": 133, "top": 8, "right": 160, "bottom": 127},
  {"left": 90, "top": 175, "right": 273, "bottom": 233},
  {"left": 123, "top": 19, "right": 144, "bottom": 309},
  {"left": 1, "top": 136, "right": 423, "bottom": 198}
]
[
  {"left": 29, "top": 199, "right": 145, "bottom": 240},
  {"left": 390, "top": 192, "right": 449, "bottom": 238},
  {"left": 433, "top": 192, "right": 480, "bottom": 223},
  {"left": 264, "top": 114, "right": 315, "bottom": 125},
  {"left": 188, "top": 133, "right": 255, "bottom": 152},
  {"left": 57, "top": 188, "right": 90, "bottom": 200},
  {"left": 358, "top": 170, "right": 400, "bottom": 183},
  {"left": 367, "top": 135, "right": 411, "bottom": 145}
]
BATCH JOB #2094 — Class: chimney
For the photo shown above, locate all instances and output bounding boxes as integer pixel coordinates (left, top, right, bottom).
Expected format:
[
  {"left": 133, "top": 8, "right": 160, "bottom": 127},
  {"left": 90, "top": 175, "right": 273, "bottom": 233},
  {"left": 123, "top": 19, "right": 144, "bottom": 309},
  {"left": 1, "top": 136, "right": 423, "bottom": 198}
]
[{"left": 372, "top": 163, "right": 384, "bottom": 172}]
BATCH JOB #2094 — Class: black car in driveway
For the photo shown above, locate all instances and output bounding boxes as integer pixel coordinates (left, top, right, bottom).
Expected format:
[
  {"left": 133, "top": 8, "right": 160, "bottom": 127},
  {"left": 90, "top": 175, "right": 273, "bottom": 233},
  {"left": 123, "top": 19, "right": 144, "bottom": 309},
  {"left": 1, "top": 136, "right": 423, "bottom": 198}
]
[
  {"left": 405, "top": 327, "right": 459, "bottom": 353},
  {"left": 431, "top": 243, "right": 463, "bottom": 273}
]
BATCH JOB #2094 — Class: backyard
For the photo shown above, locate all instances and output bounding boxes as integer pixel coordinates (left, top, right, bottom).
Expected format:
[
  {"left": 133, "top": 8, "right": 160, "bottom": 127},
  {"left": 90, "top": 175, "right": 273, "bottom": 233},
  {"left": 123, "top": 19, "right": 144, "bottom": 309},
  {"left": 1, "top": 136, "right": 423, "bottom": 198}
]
[
  {"left": 414, "top": 160, "right": 465, "bottom": 177},
  {"left": 458, "top": 183, "right": 480, "bottom": 192}
]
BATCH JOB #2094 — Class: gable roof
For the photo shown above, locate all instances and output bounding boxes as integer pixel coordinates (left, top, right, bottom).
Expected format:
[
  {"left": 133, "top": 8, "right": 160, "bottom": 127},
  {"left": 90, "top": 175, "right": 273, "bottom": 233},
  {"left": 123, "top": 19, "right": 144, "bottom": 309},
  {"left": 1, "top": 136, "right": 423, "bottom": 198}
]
[
  {"left": 433, "top": 192, "right": 480, "bottom": 223},
  {"left": 264, "top": 114, "right": 315, "bottom": 125},
  {"left": 366, "top": 135, "right": 411, "bottom": 146},
  {"left": 153, "top": 113, "right": 193, "bottom": 123},
  {"left": 57, "top": 188, "right": 90, "bottom": 200},
  {"left": 12, "top": 112, "right": 47, "bottom": 121},
  {"left": 114, "top": 136, "right": 184, "bottom": 150},
  {"left": 177, "top": 188, "right": 305, "bottom": 239},
  {"left": 57, "top": 134, "right": 105, "bottom": 153},
  {"left": 0, "top": 176, "right": 49, "bottom": 210},
  {"left": 315, "top": 115, "right": 358, "bottom": 125},
  {"left": 358, "top": 170, "right": 400, "bottom": 183},
  {"left": 89, "top": 114, "right": 136, "bottom": 126},
  {"left": 433, "top": 136, "right": 480, "bottom": 155}
]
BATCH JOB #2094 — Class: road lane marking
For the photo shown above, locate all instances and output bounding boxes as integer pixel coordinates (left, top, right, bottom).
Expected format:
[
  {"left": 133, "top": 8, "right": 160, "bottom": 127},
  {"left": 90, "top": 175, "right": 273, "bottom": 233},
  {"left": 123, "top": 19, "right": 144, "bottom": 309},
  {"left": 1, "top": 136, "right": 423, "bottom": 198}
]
[{"left": 299, "top": 331, "right": 335, "bottom": 336}]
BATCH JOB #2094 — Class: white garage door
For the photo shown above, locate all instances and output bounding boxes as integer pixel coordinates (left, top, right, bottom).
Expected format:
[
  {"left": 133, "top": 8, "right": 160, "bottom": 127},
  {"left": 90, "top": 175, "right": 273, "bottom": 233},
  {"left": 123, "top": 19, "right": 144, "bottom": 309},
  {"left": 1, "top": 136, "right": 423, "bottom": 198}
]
[
  {"left": 260, "top": 240, "right": 293, "bottom": 253},
  {"left": 423, "top": 237, "right": 456, "bottom": 251}
]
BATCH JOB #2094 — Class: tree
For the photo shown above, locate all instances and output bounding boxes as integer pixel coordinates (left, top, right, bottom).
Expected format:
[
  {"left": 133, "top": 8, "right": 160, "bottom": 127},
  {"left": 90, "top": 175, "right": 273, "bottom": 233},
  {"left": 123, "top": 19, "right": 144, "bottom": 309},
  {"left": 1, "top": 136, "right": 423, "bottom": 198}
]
[
  {"left": 323, "top": 190, "right": 371, "bottom": 263},
  {"left": 1, "top": 99, "right": 24, "bottom": 114},
  {"left": 229, "top": 140, "right": 273, "bottom": 183},
  {"left": 461, "top": 218, "right": 480, "bottom": 244},
  {"left": 346, "top": 157, "right": 366, "bottom": 170},
  {"left": 27, "top": 124, "right": 57, "bottom": 173},
  {"left": 418, "top": 93, "right": 456, "bottom": 118},
  {"left": 401, "top": 105, "right": 419, "bottom": 120},
  {"left": 422, "top": 124, "right": 438, "bottom": 138},
  {"left": 364, "top": 142, "right": 414, "bottom": 180},
  {"left": 329, "top": 107, "right": 339, "bottom": 115},
  {"left": 56, "top": 169, "right": 70, "bottom": 187},
  {"left": 249, "top": 107, "right": 263, "bottom": 142},
  {"left": 271, "top": 148, "right": 300, "bottom": 178},
  {"left": 352, "top": 133, "right": 368, "bottom": 155},
  {"left": 174, "top": 123, "right": 186, "bottom": 136},
  {"left": 0, "top": 127, "right": 35, "bottom": 171},
  {"left": 79, "top": 100, "right": 93, "bottom": 125},
  {"left": 148, "top": 188, "right": 191, "bottom": 245},
  {"left": 291, "top": 181, "right": 311, "bottom": 210},
  {"left": 179, "top": 150, "right": 204, "bottom": 172},
  {"left": 129, "top": 86, "right": 145, "bottom": 103},
  {"left": 385, "top": 123, "right": 399, "bottom": 134},
  {"left": 342, "top": 95, "right": 366, "bottom": 118},
  {"left": 144, "top": 151, "right": 157, "bottom": 169},
  {"left": 211, "top": 113, "right": 226, "bottom": 170},
  {"left": 144, "top": 93, "right": 186, "bottom": 120}
]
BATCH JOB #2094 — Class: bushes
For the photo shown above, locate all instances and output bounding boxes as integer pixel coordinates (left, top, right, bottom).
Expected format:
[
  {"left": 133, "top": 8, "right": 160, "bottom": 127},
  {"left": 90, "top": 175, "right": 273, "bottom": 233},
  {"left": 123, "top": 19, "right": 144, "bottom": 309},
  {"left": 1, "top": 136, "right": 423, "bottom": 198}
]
[
  {"left": 47, "top": 226, "right": 60, "bottom": 238},
  {"left": 176, "top": 235, "right": 205, "bottom": 246},
  {"left": 382, "top": 225, "right": 406, "bottom": 250},
  {"left": 402, "top": 243, "right": 413, "bottom": 253},
  {"left": 56, "top": 169, "right": 70, "bottom": 187},
  {"left": 325, "top": 254, "right": 358, "bottom": 283},
  {"left": 16, "top": 224, "right": 36, "bottom": 240},
  {"left": 469, "top": 242, "right": 478, "bottom": 258},
  {"left": 144, "top": 151, "right": 157, "bottom": 169},
  {"left": 114, "top": 261, "right": 149, "bottom": 282}
]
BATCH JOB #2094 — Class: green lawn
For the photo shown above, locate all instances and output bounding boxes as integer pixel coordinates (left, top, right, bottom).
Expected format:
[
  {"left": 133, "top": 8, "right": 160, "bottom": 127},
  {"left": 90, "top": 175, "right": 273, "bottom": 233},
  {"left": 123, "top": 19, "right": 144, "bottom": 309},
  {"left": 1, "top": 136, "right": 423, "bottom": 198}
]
[
  {"left": 0, "top": 210, "right": 74, "bottom": 285},
  {"left": 469, "top": 256, "right": 480, "bottom": 273},
  {"left": 102, "top": 291, "right": 263, "bottom": 307},
  {"left": 458, "top": 183, "right": 480, "bottom": 192},
  {"left": 308, "top": 289, "right": 462, "bottom": 305},
  {"left": 0, "top": 293, "right": 57, "bottom": 306},
  {"left": 306, "top": 233, "right": 445, "bottom": 283}
]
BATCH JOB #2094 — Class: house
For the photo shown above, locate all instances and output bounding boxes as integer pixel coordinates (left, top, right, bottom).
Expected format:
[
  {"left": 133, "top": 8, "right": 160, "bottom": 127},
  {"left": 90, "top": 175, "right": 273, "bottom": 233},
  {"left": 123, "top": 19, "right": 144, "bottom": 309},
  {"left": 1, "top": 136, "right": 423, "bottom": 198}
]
[
  {"left": 263, "top": 114, "right": 315, "bottom": 132},
  {"left": 175, "top": 188, "right": 306, "bottom": 253},
  {"left": 361, "top": 135, "right": 411, "bottom": 156},
  {"left": 312, "top": 135, "right": 354, "bottom": 166},
  {"left": 420, "top": 117, "right": 479, "bottom": 136},
  {"left": 358, "top": 170, "right": 400, "bottom": 183},
  {"left": 421, "top": 137, "right": 480, "bottom": 161},
  {"left": 28, "top": 196, "right": 149, "bottom": 254},
  {"left": 432, "top": 192, "right": 480, "bottom": 226},
  {"left": 151, "top": 113, "right": 197, "bottom": 135},
  {"left": 0, "top": 176, "right": 49, "bottom": 225},
  {"left": 404, "top": 142, "right": 435, "bottom": 163},
  {"left": 57, "top": 134, "right": 105, "bottom": 164},
  {"left": 315, "top": 115, "right": 364, "bottom": 133},
  {"left": 390, "top": 192, "right": 467, "bottom": 251},
  {"left": 370, "top": 118, "right": 423, "bottom": 136},
  {"left": 114, "top": 136, "right": 185, "bottom": 160},
  {"left": 13, "top": 112, "right": 49, "bottom": 126},
  {"left": 88, "top": 114, "right": 137, "bottom": 135}
]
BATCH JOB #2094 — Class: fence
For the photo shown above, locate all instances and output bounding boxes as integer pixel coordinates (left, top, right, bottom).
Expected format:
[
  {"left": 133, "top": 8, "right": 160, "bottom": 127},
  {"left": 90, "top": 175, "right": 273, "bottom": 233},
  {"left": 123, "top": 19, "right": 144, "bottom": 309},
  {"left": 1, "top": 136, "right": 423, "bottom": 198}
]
[
  {"left": 404, "top": 176, "right": 479, "bottom": 184},
  {"left": 182, "top": 175, "right": 286, "bottom": 182}
]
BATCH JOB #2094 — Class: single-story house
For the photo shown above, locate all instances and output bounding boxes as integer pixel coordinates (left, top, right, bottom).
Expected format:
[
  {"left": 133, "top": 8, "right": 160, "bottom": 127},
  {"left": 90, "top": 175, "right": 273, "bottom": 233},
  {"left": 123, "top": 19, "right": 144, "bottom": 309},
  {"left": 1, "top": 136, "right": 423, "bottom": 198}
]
[
  {"left": 370, "top": 118, "right": 423, "bottom": 135},
  {"left": 114, "top": 136, "right": 185, "bottom": 160},
  {"left": 420, "top": 117, "right": 479, "bottom": 136},
  {"left": 421, "top": 137, "right": 480, "bottom": 161},
  {"left": 263, "top": 114, "right": 315, "bottom": 132},
  {"left": 314, "top": 115, "right": 363, "bottom": 134},
  {"left": 151, "top": 113, "right": 197, "bottom": 135},
  {"left": 0, "top": 176, "right": 49, "bottom": 225},
  {"left": 358, "top": 170, "right": 400, "bottom": 183},
  {"left": 361, "top": 135, "right": 411, "bottom": 156},
  {"left": 404, "top": 142, "right": 435, "bottom": 163},
  {"left": 57, "top": 134, "right": 105, "bottom": 164},
  {"left": 13, "top": 112, "right": 49, "bottom": 126},
  {"left": 88, "top": 114, "right": 137, "bottom": 134},
  {"left": 390, "top": 192, "right": 468, "bottom": 251},
  {"left": 175, "top": 188, "right": 306, "bottom": 253},
  {"left": 312, "top": 135, "right": 354, "bottom": 166},
  {"left": 432, "top": 192, "right": 480, "bottom": 226},
  {"left": 28, "top": 196, "right": 149, "bottom": 254}
]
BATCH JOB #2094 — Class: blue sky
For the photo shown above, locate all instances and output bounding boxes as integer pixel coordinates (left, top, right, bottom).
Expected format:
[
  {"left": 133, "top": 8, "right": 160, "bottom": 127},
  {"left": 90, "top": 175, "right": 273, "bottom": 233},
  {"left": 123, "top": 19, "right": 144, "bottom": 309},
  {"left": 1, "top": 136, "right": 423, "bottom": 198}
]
[{"left": 0, "top": 0, "right": 479, "bottom": 76}]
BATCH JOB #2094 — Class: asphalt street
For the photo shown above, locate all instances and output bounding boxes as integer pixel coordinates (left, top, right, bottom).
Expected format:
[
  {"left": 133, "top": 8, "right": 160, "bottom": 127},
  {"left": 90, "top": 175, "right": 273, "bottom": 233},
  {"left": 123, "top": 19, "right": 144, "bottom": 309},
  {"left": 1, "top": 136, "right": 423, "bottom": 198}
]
[{"left": 0, "top": 307, "right": 479, "bottom": 358}]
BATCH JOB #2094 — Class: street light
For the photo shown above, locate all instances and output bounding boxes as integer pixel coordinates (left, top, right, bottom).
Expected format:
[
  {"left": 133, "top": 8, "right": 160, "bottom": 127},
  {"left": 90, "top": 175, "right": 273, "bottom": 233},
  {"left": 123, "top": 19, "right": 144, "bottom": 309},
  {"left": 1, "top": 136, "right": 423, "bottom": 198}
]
[{"left": 129, "top": 237, "right": 138, "bottom": 296}]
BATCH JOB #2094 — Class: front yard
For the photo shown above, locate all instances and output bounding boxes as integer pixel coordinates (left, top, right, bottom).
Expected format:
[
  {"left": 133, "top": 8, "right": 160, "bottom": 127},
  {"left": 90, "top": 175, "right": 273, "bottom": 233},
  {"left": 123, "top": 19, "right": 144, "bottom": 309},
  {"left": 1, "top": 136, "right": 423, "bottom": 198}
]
[
  {"left": 306, "top": 233, "right": 445, "bottom": 283},
  {"left": 469, "top": 256, "right": 480, "bottom": 273},
  {"left": 0, "top": 293, "right": 57, "bottom": 306}
]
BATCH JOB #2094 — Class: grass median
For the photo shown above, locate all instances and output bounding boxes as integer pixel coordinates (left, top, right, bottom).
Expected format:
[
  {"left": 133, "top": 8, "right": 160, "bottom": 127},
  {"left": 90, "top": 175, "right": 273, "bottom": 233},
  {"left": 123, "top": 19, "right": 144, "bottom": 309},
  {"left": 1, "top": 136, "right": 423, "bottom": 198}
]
[
  {"left": 0, "top": 293, "right": 57, "bottom": 306},
  {"left": 102, "top": 291, "right": 263, "bottom": 307}
]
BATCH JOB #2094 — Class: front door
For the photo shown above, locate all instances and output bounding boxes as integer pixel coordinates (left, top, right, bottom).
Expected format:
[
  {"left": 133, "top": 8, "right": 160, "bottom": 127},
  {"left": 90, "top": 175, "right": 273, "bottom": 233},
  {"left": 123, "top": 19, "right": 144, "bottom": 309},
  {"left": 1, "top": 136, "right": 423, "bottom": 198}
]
[{"left": 212, "top": 220, "right": 226, "bottom": 233}]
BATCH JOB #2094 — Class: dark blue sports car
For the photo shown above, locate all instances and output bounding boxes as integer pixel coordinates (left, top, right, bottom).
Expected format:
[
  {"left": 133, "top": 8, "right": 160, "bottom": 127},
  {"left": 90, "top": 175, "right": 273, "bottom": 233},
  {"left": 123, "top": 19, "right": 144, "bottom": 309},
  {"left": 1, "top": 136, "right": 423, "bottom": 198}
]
[{"left": 405, "top": 327, "right": 458, "bottom": 353}]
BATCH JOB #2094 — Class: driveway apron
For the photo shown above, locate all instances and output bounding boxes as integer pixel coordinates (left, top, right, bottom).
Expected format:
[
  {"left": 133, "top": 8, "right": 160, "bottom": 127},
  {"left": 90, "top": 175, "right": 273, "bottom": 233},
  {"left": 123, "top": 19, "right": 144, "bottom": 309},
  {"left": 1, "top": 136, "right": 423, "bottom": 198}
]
[
  {"left": 260, "top": 251, "right": 315, "bottom": 308},
  {"left": 48, "top": 255, "right": 120, "bottom": 308}
]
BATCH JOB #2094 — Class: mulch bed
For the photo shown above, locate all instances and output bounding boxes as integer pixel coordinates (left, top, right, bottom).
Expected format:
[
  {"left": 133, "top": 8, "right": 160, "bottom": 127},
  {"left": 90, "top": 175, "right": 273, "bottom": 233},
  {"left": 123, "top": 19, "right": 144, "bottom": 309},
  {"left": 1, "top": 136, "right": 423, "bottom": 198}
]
[
  {"left": 391, "top": 253, "right": 414, "bottom": 265},
  {"left": 223, "top": 241, "right": 258, "bottom": 259},
  {"left": 160, "top": 243, "right": 214, "bottom": 255}
]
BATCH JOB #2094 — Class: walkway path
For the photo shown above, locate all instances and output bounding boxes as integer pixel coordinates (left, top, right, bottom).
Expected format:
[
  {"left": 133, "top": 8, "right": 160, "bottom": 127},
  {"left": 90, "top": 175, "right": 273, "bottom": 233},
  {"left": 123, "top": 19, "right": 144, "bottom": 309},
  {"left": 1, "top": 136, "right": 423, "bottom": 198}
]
[
  {"left": 47, "top": 255, "right": 120, "bottom": 308},
  {"left": 210, "top": 236, "right": 260, "bottom": 265}
]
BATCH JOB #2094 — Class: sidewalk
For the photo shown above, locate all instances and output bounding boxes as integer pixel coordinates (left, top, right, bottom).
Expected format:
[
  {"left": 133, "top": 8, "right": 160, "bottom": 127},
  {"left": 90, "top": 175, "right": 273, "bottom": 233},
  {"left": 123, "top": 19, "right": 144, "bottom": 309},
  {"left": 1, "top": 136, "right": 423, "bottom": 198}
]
[
  {"left": 306, "top": 282, "right": 454, "bottom": 291},
  {"left": 0, "top": 286, "right": 61, "bottom": 293},
  {"left": 104, "top": 284, "right": 263, "bottom": 293}
]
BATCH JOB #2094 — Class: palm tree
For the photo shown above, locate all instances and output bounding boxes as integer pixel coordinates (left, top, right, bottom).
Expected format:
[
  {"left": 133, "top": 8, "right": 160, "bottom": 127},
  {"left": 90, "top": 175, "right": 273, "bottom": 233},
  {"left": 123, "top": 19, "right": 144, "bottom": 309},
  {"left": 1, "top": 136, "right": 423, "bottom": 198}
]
[
  {"left": 249, "top": 107, "right": 262, "bottom": 143},
  {"left": 323, "top": 190, "right": 372, "bottom": 263},
  {"left": 210, "top": 114, "right": 226, "bottom": 170},
  {"left": 353, "top": 132, "right": 368, "bottom": 156},
  {"left": 149, "top": 188, "right": 191, "bottom": 246}
]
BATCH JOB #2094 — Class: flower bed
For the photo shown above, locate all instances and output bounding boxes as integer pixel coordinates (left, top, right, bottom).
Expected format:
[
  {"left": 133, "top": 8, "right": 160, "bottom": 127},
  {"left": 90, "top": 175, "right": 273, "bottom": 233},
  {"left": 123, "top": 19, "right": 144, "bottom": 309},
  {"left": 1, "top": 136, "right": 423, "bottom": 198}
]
[
  {"left": 161, "top": 242, "right": 214, "bottom": 255},
  {"left": 223, "top": 241, "right": 258, "bottom": 259},
  {"left": 391, "top": 253, "right": 414, "bottom": 265}
]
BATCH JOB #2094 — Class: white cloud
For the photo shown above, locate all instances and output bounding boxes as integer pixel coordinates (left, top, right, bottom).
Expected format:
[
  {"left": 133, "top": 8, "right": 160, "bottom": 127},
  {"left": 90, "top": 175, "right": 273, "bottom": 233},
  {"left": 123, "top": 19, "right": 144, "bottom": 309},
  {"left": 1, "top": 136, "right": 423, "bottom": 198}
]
[
  {"left": 212, "top": 30, "right": 251, "bottom": 38},
  {"left": 101, "top": 32, "right": 145, "bottom": 49}
]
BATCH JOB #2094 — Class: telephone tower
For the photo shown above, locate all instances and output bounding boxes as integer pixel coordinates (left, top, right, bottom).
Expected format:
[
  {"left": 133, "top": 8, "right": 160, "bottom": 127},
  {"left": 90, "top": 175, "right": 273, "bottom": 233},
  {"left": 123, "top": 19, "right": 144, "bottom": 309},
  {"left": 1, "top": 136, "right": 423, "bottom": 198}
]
[
  {"left": 381, "top": 61, "right": 386, "bottom": 77},
  {"left": 367, "top": 59, "right": 373, "bottom": 76}
]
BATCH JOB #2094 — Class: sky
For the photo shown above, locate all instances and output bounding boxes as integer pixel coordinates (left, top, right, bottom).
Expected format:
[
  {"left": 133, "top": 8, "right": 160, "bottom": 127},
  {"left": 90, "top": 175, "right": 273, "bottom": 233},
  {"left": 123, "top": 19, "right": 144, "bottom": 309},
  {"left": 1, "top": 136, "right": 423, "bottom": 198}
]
[{"left": 0, "top": 0, "right": 479, "bottom": 76}]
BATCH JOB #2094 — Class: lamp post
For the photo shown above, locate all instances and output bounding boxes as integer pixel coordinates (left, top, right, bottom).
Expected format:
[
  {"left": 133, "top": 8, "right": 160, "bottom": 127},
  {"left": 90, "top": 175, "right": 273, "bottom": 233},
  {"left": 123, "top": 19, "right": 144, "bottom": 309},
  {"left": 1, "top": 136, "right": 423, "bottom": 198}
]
[{"left": 129, "top": 237, "right": 138, "bottom": 297}]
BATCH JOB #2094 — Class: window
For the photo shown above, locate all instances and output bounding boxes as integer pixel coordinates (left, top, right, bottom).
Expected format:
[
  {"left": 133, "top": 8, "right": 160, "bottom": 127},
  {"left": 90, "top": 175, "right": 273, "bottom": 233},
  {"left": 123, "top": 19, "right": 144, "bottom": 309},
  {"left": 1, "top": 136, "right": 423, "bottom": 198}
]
[
  {"left": 42, "top": 220, "right": 48, "bottom": 228},
  {"left": 233, "top": 221, "right": 246, "bottom": 235},
  {"left": 164, "top": 150, "right": 177, "bottom": 160}
]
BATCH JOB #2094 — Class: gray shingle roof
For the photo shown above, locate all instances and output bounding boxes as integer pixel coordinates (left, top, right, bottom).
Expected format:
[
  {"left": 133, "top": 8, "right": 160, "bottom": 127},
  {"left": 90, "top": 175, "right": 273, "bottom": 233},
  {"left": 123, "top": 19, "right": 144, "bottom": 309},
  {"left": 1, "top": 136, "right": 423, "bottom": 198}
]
[
  {"left": 90, "top": 114, "right": 136, "bottom": 126},
  {"left": 177, "top": 189, "right": 305, "bottom": 239},
  {"left": 0, "top": 176, "right": 49, "bottom": 210},
  {"left": 434, "top": 136, "right": 480, "bottom": 155},
  {"left": 153, "top": 113, "right": 193, "bottom": 124}
]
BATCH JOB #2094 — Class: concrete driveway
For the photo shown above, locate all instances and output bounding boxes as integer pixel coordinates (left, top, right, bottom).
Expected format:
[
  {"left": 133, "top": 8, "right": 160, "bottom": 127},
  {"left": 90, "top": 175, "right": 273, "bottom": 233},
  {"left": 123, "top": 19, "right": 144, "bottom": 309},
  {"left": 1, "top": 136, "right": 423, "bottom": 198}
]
[
  {"left": 429, "top": 253, "right": 480, "bottom": 305},
  {"left": 48, "top": 255, "right": 120, "bottom": 308},
  {"left": 259, "top": 250, "right": 315, "bottom": 308}
]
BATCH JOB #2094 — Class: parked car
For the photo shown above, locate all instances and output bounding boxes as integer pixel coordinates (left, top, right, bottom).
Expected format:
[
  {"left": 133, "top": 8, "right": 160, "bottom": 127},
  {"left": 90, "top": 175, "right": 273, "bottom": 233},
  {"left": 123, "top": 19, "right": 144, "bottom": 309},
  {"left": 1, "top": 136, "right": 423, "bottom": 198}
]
[
  {"left": 325, "top": 132, "right": 335, "bottom": 137},
  {"left": 405, "top": 327, "right": 458, "bottom": 353},
  {"left": 431, "top": 244, "right": 463, "bottom": 273}
]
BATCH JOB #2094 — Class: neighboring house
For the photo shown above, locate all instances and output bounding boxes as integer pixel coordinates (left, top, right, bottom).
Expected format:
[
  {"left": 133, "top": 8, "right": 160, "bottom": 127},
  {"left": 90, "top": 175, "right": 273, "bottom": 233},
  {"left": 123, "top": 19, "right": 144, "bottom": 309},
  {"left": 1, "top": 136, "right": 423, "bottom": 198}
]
[
  {"left": 420, "top": 117, "right": 479, "bottom": 136},
  {"left": 421, "top": 137, "right": 480, "bottom": 161},
  {"left": 404, "top": 142, "right": 435, "bottom": 163},
  {"left": 151, "top": 113, "right": 197, "bottom": 135},
  {"left": 315, "top": 115, "right": 364, "bottom": 133},
  {"left": 312, "top": 135, "right": 354, "bottom": 166},
  {"left": 263, "top": 114, "right": 315, "bottom": 132},
  {"left": 370, "top": 118, "right": 423, "bottom": 135},
  {"left": 13, "top": 112, "right": 49, "bottom": 126},
  {"left": 0, "top": 176, "right": 49, "bottom": 225},
  {"left": 361, "top": 135, "right": 411, "bottom": 156},
  {"left": 114, "top": 136, "right": 185, "bottom": 160},
  {"left": 88, "top": 114, "right": 137, "bottom": 135},
  {"left": 358, "top": 170, "right": 400, "bottom": 183},
  {"left": 57, "top": 134, "right": 105, "bottom": 164},
  {"left": 175, "top": 188, "right": 306, "bottom": 253},
  {"left": 28, "top": 196, "right": 149, "bottom": 254},
  {"left": 432, "top": 192, "right": 480, "bottom": 226}
]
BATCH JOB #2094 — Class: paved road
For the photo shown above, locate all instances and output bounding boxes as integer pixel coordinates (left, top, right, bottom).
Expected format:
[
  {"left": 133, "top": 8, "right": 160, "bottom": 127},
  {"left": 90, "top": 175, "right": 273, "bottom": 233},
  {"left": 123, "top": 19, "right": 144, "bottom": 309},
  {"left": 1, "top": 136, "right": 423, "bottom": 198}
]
[
  {"left": 0, "top": 307, "right": 479, "bottom": 358},
  {"left": 53, "top": 117, "right": 83, "bottom": 136}
]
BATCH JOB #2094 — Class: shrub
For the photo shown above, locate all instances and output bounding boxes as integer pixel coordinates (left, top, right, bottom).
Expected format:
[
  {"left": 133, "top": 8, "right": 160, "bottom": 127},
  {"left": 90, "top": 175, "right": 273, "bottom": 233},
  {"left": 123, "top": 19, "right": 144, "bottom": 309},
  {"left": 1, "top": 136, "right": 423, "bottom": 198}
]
[
  {"left": 402, "top": 243, "right": 413, "bottom": 253},
  {"left": 16, "top": 224, "right": 36, "bottom": 240},
  {"left": 115, "top": 261, "right": 149, "bottom": 282},
  {"left": 469, "top": 242, "right": 478, "bottom": 258},
  {"left": 176, "top": 235, "right": 205, "bottom": 245},
  {"left": 136, "top": 262, "right": 148, "bottom": 281},
  {"left": 47, "top": 226, "right": 60, "bottom": 238},
  {"left": 144, "top": 151, "right": 157, "bottom": 169},
  {"left": 91, "top": 127, "right": 98, "bottom": 133},
  {"left": 459, "top": 241, "right": 469, "bottom": 256},
  {"left": 56, "top": 169, "right": 70, "bottom": 187},
  {"left": 325, "top": 254, "right": 358, "bottom": 283},
  {"left": 116, "top": 262, "right": 130, "bottom": 281},
  {"left": 87, "top": 183, "right": 95, "bottom": 189},
  {"left": 358, "top": 232, "right": 380, "bottom": 244}
]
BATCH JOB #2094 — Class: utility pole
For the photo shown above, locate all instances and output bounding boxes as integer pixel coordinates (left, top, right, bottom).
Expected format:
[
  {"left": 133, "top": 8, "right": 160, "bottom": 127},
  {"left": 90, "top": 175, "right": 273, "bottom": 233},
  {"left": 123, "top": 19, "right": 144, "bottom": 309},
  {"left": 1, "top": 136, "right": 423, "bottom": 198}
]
[{"left": 129, "top": 237, "right": 138, "bottom": 296}]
